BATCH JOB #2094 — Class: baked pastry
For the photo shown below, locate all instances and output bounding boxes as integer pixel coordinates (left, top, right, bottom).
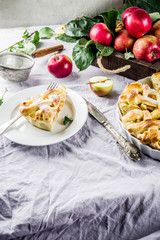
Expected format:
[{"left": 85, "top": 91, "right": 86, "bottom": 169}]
[
  {"left": 151, "top": 72, "right": 160, "bottom": 93},
  {"left": 118, "top": 73, "right": 160, "bottom": 150},
  {"left": 19, "top": 86, "right": 67, "bottom": 131}
]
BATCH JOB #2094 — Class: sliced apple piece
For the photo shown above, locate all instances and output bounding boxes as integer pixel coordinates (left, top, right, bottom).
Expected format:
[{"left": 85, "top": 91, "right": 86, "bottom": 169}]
[
  {"left": 55, "top": 25, "right": 66, "bottom": 36},
  {"left": 89, "top": 76, "right": 113, "bottom": 97}
]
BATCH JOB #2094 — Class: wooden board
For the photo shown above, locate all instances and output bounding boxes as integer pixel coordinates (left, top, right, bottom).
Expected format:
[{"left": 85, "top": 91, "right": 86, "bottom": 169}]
[{"left": 92, "top": 51, "right": 160, "bottom": 80}]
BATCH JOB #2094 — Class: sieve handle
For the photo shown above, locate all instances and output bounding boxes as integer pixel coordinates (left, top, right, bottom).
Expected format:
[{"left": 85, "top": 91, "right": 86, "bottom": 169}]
[{"left": 32, "top": 45, "right": 64, "bottom": 58}]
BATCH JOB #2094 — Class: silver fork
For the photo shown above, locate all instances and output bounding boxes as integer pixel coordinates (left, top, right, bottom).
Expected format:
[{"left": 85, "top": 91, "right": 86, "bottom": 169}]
[{"left": 0, "top": 82, "right": 58, "bottom": 135}]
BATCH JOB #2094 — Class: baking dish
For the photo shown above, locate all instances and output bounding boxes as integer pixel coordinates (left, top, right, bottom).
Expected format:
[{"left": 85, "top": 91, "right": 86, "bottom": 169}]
[{"left": 116, "top": 76, "right": 160, "bottom": 160}]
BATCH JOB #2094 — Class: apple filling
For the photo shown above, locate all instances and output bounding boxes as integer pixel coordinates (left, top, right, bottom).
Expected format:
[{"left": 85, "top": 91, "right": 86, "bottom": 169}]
[
  {"left": 19, "top": 86, "right": 67, "bottom": 131},
  {"left": 118, "top": 73, "right": 160, "bottom": 150}
]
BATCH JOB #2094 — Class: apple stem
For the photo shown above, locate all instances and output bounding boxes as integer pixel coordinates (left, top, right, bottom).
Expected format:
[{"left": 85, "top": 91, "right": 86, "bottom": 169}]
[
  {"left": 54, "top": 54, "right": 59, "bottom": 61},
  {"left": 86, "top": 79, "right": 110, "bottom": 85},
  {"left": 1, "top": 87, "right": 8, "bottom": 99},
  {"left": 152, "top": 50, "right": 157, "bottom": 59}
]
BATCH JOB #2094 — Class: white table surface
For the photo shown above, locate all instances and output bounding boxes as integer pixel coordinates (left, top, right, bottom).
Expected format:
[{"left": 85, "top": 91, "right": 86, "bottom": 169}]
[{"left": 0, "top": 26, "right": 160, "bottom": 240}]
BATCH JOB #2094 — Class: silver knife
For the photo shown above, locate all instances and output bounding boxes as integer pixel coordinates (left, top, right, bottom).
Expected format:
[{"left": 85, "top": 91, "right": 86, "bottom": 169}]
[{"left": 86, "top": 100, "right": 141, "bottom": 161}]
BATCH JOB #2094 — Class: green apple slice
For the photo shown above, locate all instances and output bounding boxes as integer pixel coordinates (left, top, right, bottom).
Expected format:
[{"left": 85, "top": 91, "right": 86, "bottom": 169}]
[
  {"left": 89, "top": 76, "right": 113, "bottom": 96},
  {"left": 55, "top": 25, "right": 66, "bottom": 36}
]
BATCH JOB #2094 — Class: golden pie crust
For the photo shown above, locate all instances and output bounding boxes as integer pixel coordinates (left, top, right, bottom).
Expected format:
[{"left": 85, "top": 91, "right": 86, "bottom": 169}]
[
  {"left": 19, "top": 86, "right": 67, "bottom": 131},
  {"left": 118, "top": 73, "right": 160, "bottom": 150}
]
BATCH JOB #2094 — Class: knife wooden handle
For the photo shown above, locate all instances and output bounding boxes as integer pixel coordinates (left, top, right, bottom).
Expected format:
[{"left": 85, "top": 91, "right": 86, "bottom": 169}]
[{"left": 32, "top": 45, "right": 64, "bottom": 58}]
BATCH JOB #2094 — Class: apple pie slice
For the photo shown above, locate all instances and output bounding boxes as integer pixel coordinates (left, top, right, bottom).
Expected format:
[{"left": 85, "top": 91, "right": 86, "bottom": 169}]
[{"left": 19, "top": 85, "right": 67, "bottom": 131}]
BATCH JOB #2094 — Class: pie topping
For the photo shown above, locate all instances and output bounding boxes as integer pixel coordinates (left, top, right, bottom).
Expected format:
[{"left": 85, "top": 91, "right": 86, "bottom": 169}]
[
  {"left": 19, "top": 85, "right": 67, "bottom": 131},
  {"left": 118, "top": 73, "right": 160, "bottom": 150}
]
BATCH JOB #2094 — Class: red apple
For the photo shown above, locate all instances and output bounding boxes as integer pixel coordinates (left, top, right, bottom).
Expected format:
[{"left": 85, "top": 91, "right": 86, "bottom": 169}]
[
  {"left": 89, "top": 23, "right": 113, "bottom": 46},
  {"left": 150, "top": 20, "right": 160, "bottom": 41},
  {"left": 114, "top": 29, "right": 135, "bottom": 52},
  {"left": 124, "top": 8, "right": 152, "bottom": 38},
  {"left": 89, "top": 76, "right": 113, "bottom": 97},
  {"left": 47, "top": 54, "right": 72, "bottom": 78},
  {"left": 122, "top": 7, "right": 139, "bottom": 23},
  {"left": 133, "top": 35, "right": 160, "bottom": 62}
]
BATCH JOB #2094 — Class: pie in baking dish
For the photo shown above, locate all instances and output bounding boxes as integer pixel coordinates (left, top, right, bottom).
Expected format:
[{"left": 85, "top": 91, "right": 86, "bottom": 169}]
[
  {"left": 19, "top": 86, "right": 67, "bottom": 131},
  {"left": 118, "top": 72, "right": 160, "bottom": 150}
]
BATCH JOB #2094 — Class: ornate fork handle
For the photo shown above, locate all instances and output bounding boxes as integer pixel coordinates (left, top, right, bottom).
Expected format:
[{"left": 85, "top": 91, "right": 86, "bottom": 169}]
[
  {"left": 0, "top": 114, "right": 22, "bottom": 135},
  {"left": 102, "top": 120, "right": 141, "bottom": 161}
]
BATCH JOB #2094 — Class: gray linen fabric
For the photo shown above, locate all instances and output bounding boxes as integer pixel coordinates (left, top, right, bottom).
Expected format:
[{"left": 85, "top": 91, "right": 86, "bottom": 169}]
[{"left": 0, "top": 26, "right": 160, "bottom": 240}]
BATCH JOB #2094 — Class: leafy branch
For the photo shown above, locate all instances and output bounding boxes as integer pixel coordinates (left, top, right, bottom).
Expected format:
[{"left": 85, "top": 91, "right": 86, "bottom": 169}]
[
  {"left": 0, "top": 88, "right": 8, "bottom": 106},
  {"left": 0, "top": 32, "right": 35, "bottom": 54},
  {"left": 0, "top": 27, "right": 54, "bottom": 56}
]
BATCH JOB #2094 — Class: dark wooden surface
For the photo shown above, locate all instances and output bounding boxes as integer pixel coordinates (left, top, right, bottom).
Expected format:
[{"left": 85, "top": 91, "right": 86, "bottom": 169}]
[{"left": 92, "top": 51, "right": 160, "bottom": 80}]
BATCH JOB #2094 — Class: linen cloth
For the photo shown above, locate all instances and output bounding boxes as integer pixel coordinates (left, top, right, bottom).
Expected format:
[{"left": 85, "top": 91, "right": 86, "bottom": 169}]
[{"left": 0, "top": 26, "right": 160, "bottom": 240}]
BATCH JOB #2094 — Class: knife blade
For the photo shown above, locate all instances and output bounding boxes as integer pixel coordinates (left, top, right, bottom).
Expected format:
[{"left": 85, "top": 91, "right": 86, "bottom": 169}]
[{"left": 85, "top": 99, "right": 141, "bottom": 161}]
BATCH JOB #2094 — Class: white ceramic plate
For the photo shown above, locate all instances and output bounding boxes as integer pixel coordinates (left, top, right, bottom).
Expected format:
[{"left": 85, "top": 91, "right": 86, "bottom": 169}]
[
  {"left": 0, "top": 85, "right": 88, "bottom": 146},
  {"left": 116, "top": 76, "right": 160, "bottom": 160}
]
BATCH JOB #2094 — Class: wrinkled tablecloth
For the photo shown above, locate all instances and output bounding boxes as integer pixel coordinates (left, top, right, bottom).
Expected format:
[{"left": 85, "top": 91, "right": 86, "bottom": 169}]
[{"left": 0, "top": 26, "right": 160, "bottom": 240}]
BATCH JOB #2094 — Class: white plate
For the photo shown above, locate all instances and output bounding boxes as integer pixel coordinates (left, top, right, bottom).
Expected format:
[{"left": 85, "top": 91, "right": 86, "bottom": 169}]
[
  {"left": 0, "top": 85, "right": 88, "bottom": 146},
  {"left": 116, "top": 76, "right": 160, "bottom": 160}
]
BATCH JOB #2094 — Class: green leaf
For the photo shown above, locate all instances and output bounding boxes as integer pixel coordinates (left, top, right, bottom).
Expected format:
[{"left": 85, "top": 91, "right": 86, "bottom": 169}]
[
  {"left": 85, "top": 40, "right": 95, "bottom": 47},
  {"left": 100, "top": 9, "right": 119, "bottom": 35},
  {"left": 125, "top": 0, "right": 137, "bottom": 8},
  {"left": 39, "top": 27, "right": 53, "bottom": 39},
  {"left": 9, "top": 46, "right": 17, "bottom": 52},
  {"left": 30, "top": 31, "right": 40, "bottom": 43},
  {"left": 20, "top": 42, "right": 36, "bottom": 55},
  {"left": 17, "top": 42, "right": 24, "bottom": 48},
  {"left": 66, "top": 16, "right": 98, "bottom": 37},
  {"left": 72, "top": 41, "right": 96, "bottom": 71},
  {"left": 78, "top": 38, "right": 88, "bottom": 45},
  {"left": 22, "top": 29, "right": 29, "bottom": 38},
  {"left": 95, "top": 42, "right": 114, "bottom": 56},
  {"left": 149, "top": 12, "right": 160, "bottom": 22},
  {"left": 10, "top": 42, "right": 36, "bottom": 55},
  {"left": 124, "top": 51, "right": 135, "bottom": 60},
  {"left": 125, "top": 0, "right": 160, "bottom": 13},
  {"left": 93, "top": 16, "right": 103, "bottom": 22},
  {"left": 55, "top": 34, "right": 79, "bottom": 43},
  {"left": 0, "top": 88, "right": 8, "bottom": 106},
  {"left": 63, "top": 116, "right": 73, "bottom": 125},
  {"left": 96, "top": 51, "right": 101, "bottom": 58},
  {"left": 10, "top": 42, "right": 24, "bottom": 52},
  {"left": 117, "top": 7, "right": 127, "bottom": 21}
]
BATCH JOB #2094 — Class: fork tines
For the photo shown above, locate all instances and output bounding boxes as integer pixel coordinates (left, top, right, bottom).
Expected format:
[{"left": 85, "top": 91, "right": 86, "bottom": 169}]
[{"left": 47, "top": 82, "right": 58, "bottom": 90}]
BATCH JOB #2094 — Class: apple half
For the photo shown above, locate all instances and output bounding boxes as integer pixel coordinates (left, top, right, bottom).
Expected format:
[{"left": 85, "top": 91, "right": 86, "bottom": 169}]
[
  {"left": 89, "top": 76, "right": 113, "bottom": 97},
  {"left": 55, "top": 25, "right": 66, "bottom": 36}
]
